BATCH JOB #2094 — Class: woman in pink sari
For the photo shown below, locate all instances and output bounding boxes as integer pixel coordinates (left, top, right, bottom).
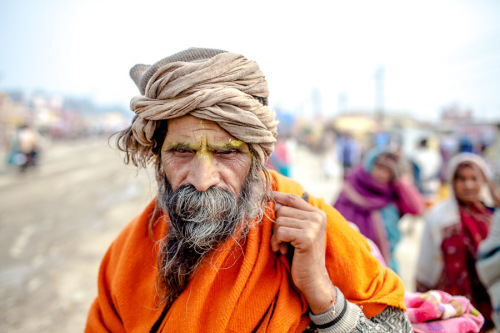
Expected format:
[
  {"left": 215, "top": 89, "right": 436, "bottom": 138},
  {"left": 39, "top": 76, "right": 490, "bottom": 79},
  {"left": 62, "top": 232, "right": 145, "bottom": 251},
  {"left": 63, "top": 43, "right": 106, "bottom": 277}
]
[{"left": 416, "top": 152, "right": 500, "bottom": 332}]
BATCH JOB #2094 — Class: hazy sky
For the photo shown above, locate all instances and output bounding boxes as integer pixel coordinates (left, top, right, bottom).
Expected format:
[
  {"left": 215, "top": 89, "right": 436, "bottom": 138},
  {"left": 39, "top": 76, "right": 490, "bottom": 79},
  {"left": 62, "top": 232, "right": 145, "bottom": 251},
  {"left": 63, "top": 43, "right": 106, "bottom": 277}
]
[{"left": 1, "top": 0, "right": 499, "bottom": 121}]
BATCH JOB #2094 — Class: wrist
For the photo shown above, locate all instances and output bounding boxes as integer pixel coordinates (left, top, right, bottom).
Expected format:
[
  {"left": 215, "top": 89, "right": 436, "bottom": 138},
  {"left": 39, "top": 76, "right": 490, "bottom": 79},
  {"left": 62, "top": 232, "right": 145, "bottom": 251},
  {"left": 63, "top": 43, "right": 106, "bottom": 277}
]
[
  {"left": 309, "top": 287, "right": 359, "bottom": 332},
  {"left": 305, "top": 280, "right": 337, "bottom": 315}
]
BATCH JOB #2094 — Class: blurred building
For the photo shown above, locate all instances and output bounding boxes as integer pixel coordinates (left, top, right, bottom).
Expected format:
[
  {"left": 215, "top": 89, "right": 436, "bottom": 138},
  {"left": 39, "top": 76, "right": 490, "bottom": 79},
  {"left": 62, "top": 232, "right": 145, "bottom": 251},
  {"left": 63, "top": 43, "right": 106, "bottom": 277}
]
[
  {"left": 328, "top": 110, "right": 430, "bottom": 153},
  {"left": 0, "top": 90, "right": 131, "bottom": 154},
  {"left": 0, "top": 92, "right": 31, "bottom": 151}
]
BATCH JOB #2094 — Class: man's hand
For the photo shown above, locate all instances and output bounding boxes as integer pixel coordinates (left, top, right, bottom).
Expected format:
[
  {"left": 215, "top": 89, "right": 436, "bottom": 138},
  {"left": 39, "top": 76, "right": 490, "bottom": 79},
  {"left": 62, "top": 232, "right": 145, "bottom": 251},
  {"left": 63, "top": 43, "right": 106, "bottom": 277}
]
[{"left": 271, "top": 191, "right": 336, "bottom": 314}]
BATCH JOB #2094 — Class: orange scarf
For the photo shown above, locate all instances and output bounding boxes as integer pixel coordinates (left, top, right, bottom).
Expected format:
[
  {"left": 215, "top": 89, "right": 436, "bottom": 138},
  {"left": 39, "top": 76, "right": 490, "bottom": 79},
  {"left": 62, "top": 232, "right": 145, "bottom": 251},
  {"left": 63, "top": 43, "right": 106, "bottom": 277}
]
[{"left": 86, "top": 171, "right": 405, "bottom": 332}]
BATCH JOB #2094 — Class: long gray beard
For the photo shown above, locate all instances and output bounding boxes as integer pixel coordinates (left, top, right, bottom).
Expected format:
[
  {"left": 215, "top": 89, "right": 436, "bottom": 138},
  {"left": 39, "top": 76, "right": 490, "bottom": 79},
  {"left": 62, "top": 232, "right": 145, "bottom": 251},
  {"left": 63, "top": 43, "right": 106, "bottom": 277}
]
[{"left": 155, "top": 171, "right": 267, "bottom": 308}]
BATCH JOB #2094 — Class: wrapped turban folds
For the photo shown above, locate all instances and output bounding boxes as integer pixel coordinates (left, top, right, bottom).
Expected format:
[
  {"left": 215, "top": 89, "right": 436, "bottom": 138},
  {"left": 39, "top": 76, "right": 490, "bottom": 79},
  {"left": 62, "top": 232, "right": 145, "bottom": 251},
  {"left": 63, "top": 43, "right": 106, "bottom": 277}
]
[{"left": 127, "top": 48, "right": 278, "bottom": 164}]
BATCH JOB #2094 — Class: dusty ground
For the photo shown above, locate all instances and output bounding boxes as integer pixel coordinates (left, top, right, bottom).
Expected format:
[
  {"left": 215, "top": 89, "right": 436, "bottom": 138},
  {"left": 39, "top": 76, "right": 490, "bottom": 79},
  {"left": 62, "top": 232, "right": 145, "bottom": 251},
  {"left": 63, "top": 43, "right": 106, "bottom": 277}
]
[{"left": 0, "top": 139, "right": 421, "bottom": 332}]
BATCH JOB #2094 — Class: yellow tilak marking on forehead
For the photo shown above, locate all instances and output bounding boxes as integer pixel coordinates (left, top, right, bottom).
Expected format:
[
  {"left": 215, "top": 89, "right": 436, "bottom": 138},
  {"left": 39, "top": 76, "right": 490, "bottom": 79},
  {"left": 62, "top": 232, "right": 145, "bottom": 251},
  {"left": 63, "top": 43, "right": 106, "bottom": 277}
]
[
  {"left": 198, "top": 134, "right": 211, "bottom": 166},
  {"left": 228, "top": 139, "right": 244, "bottom": 147},
  {"left": 229, "top": 139, "right": 252, "bottom": 160}
]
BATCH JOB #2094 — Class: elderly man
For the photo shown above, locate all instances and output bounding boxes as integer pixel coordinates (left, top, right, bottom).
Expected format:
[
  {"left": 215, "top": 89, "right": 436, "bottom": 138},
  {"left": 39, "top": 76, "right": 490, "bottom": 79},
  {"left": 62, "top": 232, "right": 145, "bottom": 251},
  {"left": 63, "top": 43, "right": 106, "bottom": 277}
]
[{"left": 85, "top": 48, "right": 411, "bottom": 332}]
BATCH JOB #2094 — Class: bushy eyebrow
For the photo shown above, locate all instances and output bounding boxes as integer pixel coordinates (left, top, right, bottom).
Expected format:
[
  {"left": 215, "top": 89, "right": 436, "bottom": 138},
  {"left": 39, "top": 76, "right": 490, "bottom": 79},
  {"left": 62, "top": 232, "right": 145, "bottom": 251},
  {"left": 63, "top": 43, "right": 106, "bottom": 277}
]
[
  {"left": 211, "top": 143, "right": 246, "bottom": 153},
  {"left": 164, "top": 142, "right": 197, "bottom": 151},
  {"left": 164, "top": 142, "right": 246, "bottom": 153}
]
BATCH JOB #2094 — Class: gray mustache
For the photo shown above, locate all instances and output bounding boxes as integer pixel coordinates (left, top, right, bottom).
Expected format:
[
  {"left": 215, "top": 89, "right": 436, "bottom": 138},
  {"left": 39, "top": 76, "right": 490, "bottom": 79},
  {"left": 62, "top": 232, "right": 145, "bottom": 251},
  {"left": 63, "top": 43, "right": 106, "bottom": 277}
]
[{"left": 169, "top": 185, "right": 240, "bottom": 224}]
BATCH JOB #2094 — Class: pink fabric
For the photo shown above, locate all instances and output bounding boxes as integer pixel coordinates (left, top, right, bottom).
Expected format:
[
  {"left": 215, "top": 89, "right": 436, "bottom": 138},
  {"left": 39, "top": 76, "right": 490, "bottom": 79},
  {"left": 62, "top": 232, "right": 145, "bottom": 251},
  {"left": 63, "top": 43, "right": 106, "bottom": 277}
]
[
  {"left": 404, "top": 290, "right": 484, "bottom": 333},
  {"left": 393, "top": 177, "right": 426, "bottom": 216},
  {"left": 333, "top": 166, "right": 396, "bottom": 252}
]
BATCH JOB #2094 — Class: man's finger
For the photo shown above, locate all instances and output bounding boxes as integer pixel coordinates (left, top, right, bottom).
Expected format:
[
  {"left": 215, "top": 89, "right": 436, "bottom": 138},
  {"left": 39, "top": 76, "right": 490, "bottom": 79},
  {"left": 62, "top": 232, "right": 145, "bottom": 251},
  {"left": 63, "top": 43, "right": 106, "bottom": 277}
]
[
  {"left": 275, "top": 205, "right": 314, "bottom": 221},
  {"left": 271, "top": 223, "right": 304, "bottom": 251},
  {"left": 272, "top": 191, "right": 315, "bottom": 212},
  {"left": 279, "top": 243, "right": 288, "bottom": 255},
  {"left": 273, "top": 225, "right": 312, "bottom": 248},
  {"left": 275, "top": 216, "right": 311, "bottom": 230},
  {"left": 270, "top": 225, "right": 283, "bottom": 252}
]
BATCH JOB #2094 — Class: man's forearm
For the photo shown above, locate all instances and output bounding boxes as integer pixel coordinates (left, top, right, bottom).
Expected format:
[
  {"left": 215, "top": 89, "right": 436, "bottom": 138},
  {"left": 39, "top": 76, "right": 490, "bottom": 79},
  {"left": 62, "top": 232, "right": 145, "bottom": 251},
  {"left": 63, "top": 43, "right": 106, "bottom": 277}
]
[{"left": 309, "top": 287, "right": 412, "bottom": 332}]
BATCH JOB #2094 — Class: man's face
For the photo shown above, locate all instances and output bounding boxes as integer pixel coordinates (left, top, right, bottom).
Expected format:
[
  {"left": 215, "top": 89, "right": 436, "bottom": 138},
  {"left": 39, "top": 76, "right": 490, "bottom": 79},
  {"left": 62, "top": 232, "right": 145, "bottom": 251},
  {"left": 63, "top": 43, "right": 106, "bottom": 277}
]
[
  {"left": 155, "top": 115, "right": 259, "bottom": 306},
  {"left": 453, "top": 163, "right": 484, "bottom": 205},
  {"left": 161, "top": 115, "right": 252, "bottom": 195}
]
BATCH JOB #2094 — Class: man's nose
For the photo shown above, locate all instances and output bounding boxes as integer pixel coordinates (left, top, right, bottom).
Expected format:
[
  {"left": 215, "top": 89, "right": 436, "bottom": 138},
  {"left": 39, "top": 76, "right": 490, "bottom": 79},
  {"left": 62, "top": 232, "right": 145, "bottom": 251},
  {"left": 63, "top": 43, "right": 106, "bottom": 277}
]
[{"left": 187, "top": 154, "right": 219, "bottom": 192}]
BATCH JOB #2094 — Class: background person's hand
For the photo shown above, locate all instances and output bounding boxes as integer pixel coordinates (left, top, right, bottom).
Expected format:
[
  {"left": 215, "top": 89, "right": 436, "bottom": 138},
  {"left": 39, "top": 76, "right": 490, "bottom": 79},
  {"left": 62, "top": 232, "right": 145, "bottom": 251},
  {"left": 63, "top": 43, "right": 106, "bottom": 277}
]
[
  {"left": 486, "top": 179, "right": 500, "bottom": 207},
  {"left": 376, "top": 154, "right": 401, "bottom": 180},
  {"left": 271, "top": 191, "right": 336, "bottom": 314}
]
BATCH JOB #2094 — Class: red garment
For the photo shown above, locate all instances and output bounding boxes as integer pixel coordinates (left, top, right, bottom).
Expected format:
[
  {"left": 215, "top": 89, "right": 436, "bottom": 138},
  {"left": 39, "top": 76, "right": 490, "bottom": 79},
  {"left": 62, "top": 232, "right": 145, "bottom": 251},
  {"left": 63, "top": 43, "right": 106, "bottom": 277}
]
[{"left": 440, "top": 203, "right": 493, "bottom": 324}]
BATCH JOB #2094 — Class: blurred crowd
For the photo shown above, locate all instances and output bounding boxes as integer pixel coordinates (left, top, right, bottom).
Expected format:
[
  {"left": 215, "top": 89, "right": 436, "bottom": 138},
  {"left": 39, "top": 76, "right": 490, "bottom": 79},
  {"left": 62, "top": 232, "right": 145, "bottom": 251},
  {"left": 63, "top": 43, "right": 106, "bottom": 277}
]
[
  {"left": 2, "top": 87, "right": 499, "bottom": 330},
  {"left": 267, "top": 114, "right": 500, "bottom": 332},
  {"left": 0, "top": 91, "right": 131, "bottom": 173}
]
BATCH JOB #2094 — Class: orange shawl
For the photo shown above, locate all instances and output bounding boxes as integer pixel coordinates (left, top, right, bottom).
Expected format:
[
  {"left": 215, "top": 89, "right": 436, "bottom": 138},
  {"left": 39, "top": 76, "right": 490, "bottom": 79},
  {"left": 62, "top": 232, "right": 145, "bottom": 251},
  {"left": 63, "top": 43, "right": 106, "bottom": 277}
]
[{"left": 86, "top": 171, "right": 405, "bottom": 332}]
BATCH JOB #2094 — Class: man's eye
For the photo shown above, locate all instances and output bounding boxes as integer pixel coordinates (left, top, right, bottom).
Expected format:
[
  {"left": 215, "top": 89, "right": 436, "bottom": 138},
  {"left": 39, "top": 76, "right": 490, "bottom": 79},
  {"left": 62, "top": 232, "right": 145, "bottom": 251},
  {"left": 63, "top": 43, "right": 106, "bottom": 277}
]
[
  {"left": 172, "top": 148, "right": 194, "bottom": 155},
  {"left": 217, "top": 150, "right": 238, "bottom": 156}
]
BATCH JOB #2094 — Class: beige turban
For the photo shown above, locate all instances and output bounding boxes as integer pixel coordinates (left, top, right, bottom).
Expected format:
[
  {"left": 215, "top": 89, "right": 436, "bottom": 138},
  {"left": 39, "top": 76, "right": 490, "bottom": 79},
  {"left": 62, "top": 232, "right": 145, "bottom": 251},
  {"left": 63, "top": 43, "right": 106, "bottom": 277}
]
[{"left": 129, "top": 48, "right": 278, "bottom": 163}]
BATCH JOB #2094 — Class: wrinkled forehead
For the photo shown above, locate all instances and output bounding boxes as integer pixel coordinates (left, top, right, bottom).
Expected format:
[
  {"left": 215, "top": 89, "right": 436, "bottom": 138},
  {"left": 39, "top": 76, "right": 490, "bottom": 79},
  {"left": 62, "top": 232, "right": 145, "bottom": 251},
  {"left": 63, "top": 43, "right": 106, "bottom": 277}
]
[{"left": 164, "top": 115, "right": 245, "bottom": 146}]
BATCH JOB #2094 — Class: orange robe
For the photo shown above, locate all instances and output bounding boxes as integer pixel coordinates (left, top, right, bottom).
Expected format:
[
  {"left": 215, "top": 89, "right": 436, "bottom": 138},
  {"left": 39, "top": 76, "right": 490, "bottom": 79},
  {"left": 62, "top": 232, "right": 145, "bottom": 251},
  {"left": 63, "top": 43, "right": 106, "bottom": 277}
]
[{"left": 86, "top": 171, "right": 406, "bottom": 332}]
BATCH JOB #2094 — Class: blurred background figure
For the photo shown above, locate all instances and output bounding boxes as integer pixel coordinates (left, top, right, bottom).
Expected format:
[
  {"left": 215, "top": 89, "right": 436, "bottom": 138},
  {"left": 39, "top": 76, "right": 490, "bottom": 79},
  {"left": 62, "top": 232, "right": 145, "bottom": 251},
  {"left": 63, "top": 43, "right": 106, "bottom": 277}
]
[
  {"left": 458, "top": 136, "right": 475, "bottom": 153},
  {"left": 333, "top": 148, "right": 425, "bottom": 273},
  {"left": 8, "top": 124, "right": 41, "bottom": 173},
  {"left": 410, "top": 137, "right": 443, "bottom": 206},
  {"left": 479, "top": 135, "right": 500, "bottom": 184},
  {"left": 438, "top": 134, "right": 459, "bottom": 183},
  {"left": 320, "top": 126, "right": 341, "bottom": 180},
  {"left": 266, "top": 134, "right": 294, "bottom": 177},
  {"left": 336, "top": 131, "right": 361, "bottom": 178},
  {"left": 476, "top": 210, "right": 500, "bottom": 330},
  {"left": 416, "top": 152, "right": 500, "bottom": 332}
]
